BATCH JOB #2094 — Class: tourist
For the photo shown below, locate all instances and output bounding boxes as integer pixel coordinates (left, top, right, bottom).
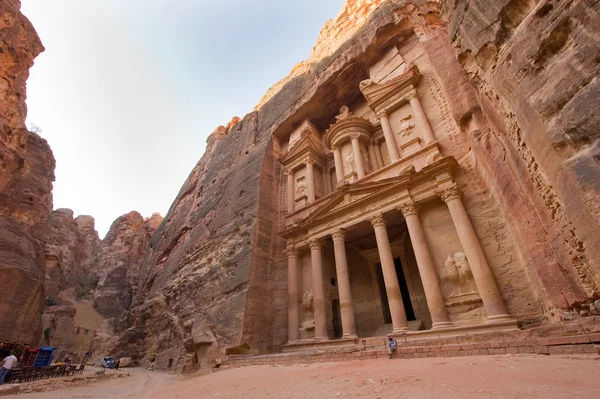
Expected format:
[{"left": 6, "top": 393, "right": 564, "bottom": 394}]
[
  {"left": 0, "top": 353, "right": 18, "bottom": 384},
  {"left": 386, "top": 335, "right": 398, "bottom": 359}
]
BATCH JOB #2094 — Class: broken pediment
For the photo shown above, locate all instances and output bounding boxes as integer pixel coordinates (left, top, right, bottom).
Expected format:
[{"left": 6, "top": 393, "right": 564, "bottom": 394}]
[{"left": 360, "top": 65, "right": 422, "bottom": 115}]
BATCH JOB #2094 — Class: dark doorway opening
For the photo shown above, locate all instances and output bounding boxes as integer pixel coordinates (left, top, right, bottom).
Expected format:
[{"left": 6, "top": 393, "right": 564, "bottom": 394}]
[
  {"left": 375, "top": 258, "right": 416, "bottom": 323},
  {"left": 332, "top": 299, "right": 343, "bottom": 338}
]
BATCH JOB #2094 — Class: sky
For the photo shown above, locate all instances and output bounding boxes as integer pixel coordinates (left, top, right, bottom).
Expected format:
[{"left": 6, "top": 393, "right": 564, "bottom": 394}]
[{"left": 21, "top": 0, "right": 346, "bottom": 238}]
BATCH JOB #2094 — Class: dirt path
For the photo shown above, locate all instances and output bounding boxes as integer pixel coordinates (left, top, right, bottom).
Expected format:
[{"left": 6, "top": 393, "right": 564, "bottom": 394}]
[{"left": 5, "top": 354, "right": 600, "bottom": 398}]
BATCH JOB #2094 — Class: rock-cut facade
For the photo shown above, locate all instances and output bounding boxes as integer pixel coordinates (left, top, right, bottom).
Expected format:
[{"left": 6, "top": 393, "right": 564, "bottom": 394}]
[{"left": 1, "top": 0, "right": 600, "bottom": 373}]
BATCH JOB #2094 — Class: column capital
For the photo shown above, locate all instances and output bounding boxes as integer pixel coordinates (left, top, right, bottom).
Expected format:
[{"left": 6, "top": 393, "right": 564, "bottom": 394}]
[
  {"left": 377, "top": 109, "right": 388, "bottom": 118},
  {"left": 309, "top": 238, "right": 323, "bottom": 250},
  {"left": 398, "top": 201, "right": 419, "bottom": 217},
  {"left": 406, "top": 88, "right": 419, "bottom": 101},
  {"left": 437, "top": 185, "right": 462, "bottom": 203},
  {"left": 349, "top": 133, "right": 361, "bottom": 141},
  {"left": 331, "top": 229, "right": 347, "bottom": 242},
  {"left": 284, "top": 168, "right": 293, "bottom": 176},
  {"left": 370, "top": 213, "right": 386, "bottom": 228},
  {"left": 305, "top": 155, "right": 315, "bottom": 165},
  {"left": 285, "top": 246, "right": 298, "bottom": 258}
]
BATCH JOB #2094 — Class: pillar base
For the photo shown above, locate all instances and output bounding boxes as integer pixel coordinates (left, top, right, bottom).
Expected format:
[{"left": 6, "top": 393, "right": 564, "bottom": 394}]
[
  {"left": 314, "top": 336, "right": 330, "bottom": 342},
  {"left": 431, "top": 321, "right": 454, "bottom": 330},
  {"left": 392, "top": 327, "right": 410, "bottom": 334},
  {"left": 485, "top": 314, "right": 514, "bottom": 323},
  {"left": 342, "top": 333, "right": 358, "bottom": 340}
]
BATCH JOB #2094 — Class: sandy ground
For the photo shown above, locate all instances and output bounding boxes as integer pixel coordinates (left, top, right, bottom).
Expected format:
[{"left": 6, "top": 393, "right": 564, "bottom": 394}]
[{"left": 4, "top": 354, "right": 600, "bottom": 399}]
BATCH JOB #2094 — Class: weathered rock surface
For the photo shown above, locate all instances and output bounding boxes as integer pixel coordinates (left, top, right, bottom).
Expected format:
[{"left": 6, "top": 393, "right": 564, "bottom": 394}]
[
  {"left": 0, "top": 0, "right": 51, "bottom": 346},
  {"left": 442, "top": 0, "right": 600, "bottom": 308},
  {"left": 116, "top": 0, "right": 600, "bottom": 373}
]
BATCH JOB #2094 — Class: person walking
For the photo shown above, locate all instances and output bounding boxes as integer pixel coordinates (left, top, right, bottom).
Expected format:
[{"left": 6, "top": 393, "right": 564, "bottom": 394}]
[{"left": 0, "top": 353, "right": 18, "bottom": 384}]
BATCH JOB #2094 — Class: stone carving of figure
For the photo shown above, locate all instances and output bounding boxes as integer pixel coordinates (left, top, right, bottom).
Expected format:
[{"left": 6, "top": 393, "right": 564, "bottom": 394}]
[
  {"left": 296, "top": 179, "right": 306, "bottom": 197},
  {"left": 399, "top": 115, "right": 415, "bottom": 137},
  {"left": 335, "top": 105, "right": 353, "bottom": 121},
  {"left": 300, "top": 290, "right": 315, "bottom": 331},
  {"left": 344, "top": 152, "right": 354, "bottom": 174},
  {"left": 443, "top": 252, "right": 478, "bottom": 297}
]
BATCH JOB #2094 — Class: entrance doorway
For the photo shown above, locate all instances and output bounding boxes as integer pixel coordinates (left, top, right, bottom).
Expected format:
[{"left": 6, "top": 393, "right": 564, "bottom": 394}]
[
  {"left": 375, "top": 258, "right": 416, "bottom": 323},
  {"left": 332, "top": 299, "right": 343, "bottom": 338}
]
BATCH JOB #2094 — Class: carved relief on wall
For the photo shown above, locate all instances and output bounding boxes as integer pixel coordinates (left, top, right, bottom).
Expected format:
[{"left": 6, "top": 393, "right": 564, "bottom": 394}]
[
  {"left": 344, "top": 152, "right": 354, "bottom": 174},
  {"left": 442, "top": 252, "right": 480, "bottom": 305},
  {"left": 300, "top": 290, "right": 315, "bottom": 332},
  {"left": 296, "top": 177, "right": 307, "bottom": 197},
  {"left": 398, "top": 115, "right": 415, "bottom": 138}
]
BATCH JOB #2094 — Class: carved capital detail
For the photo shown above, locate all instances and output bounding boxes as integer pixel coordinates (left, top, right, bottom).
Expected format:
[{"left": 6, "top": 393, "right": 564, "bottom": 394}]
[
  {"left": 349, "top": 133, "right": 361, "bottom": 141},
  {"left": 305, "top": 155, "right": 315, "bottom": 165},
  {"left": 370, "top": 213, "right": 386, "bottom": 228},
  {"left": 285, "top": 246, "right": 298, "bottom": 259},
  {"left": 331, "top": 229, "right": 347, "bottom": 241},
  {"left": 438, "top": 185, "right": 462, "bottom": 203},
  {"left": 377, "top": 110, "right": 388, "bottom": 118},
  {"left": 309, "top": 239, "right": 322, "bottom": 251},
  {"left": 406, "top": 88, "right": 419, "bottom": 101},
  {"left": 284, "top": 168, "right": 293, "bottom": 176},
  {"left": 399, "top": 201, "right": 419, "bottom": 217}
]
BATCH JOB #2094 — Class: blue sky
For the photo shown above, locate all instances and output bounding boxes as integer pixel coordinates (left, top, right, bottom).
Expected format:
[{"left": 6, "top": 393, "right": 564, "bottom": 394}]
[{"left": 21, "top": 0, "right": 345, "bottom": 237}]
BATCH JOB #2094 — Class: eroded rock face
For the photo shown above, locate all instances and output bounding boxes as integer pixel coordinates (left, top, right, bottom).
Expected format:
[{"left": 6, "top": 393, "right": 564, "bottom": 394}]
[
  {"left": 442, "top": 0, "right": 600, "bottom": 308},
  {"left": 0, "top": 0, "right": 51, "bottom": 346}
]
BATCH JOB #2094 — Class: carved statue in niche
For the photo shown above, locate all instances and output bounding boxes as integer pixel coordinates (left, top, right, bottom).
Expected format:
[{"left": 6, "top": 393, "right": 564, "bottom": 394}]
[
  {"left": 296, "top": 178, "right": 307, "bottom": 197},
  {"left": 398, "top": 115, "right": 415, "bottom": 138},
  {"left": 300, "top": 290, "right": 315, "bottom": 331},
  {"left": 443, "top": 252, "right": 478, "bottom": 298},
  {"left": 344, "top": 152, "right": 354, "bottom": 174}
]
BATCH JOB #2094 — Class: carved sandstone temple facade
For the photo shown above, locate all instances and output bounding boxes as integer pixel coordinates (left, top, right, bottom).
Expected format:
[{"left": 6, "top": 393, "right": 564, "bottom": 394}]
[{"left": 273, "top": 43, "right": 536, "bottom": 348}]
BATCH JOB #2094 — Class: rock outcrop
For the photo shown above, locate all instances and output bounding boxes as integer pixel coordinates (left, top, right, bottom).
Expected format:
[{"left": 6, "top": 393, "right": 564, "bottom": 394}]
[{"left": 0, "top": 0, "right": 51, "bottom": 346}]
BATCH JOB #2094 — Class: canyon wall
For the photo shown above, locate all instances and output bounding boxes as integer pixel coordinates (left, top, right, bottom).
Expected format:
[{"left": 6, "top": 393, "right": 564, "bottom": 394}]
[
  {"left": 2, "top": 0, "right": 600, "bottom": 371},
  {"left": 440, "top": 0, "right": 600, "bottom": 311},
  {"left": 0, "top": 0, "right": 51, "bottom": 346}
]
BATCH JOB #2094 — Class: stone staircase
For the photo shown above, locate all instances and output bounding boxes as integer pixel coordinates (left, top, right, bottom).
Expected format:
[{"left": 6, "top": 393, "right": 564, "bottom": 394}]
[{"left": 225, "top": 318, "right": 600, "bottom": 368}]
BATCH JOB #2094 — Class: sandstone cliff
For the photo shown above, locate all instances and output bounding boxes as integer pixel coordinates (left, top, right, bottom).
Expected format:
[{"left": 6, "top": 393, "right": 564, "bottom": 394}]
[
  {"left": 0, "top": 0, "right": 51, "bottom": 346},
  {"left": 118, "top": 0, "right": 600, "bottom": 373}
]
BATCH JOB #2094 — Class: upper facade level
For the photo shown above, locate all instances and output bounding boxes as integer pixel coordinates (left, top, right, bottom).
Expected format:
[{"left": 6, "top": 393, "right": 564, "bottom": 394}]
[{"left": 276, "top": 46, "right": 445, "bottom": 229}]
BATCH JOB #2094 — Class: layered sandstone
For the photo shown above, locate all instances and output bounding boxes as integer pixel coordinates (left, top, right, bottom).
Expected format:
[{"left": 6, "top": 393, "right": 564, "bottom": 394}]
[
  {"left": 441, "top": 0, "right": 600, "bottom": 310},
  {"left": 118, "top": 0, "right": 600, "bottom": 373},
  {"left": 0, "top": 0, "right": 51, "bottom": 346}
]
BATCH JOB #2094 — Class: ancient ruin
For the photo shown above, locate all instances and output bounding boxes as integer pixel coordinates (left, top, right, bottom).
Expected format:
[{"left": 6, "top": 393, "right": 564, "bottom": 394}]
[{"left": 1, "top": 0, "right": 600, "bottom": 374}]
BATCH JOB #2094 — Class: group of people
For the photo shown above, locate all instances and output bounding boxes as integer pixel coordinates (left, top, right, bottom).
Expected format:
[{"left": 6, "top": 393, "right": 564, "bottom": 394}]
[{"left": 0, "top": 353, "right": 18, "bottom": 384}]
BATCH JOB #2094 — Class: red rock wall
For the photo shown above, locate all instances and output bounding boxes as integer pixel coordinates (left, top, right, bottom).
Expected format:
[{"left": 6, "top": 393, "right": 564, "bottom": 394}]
[
  {"left": 440, "top": 0, "right": 600, "bottom": 310},
  {"left": 0, "top": 0, "right": 51, "bottom": 345}
]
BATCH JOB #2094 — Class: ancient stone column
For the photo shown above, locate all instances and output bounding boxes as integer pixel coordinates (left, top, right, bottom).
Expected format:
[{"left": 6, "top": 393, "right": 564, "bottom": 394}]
[
  {"left": 439, "top": 186, "right": 511, "bottom": 322},
  {"left": 331, "top": 229, "right": 357, "bottom": 338},
  {"left": 368, "top": 141, "right": 379, "bottom": 171},
  {"left": 408, "top": 91, "right": 435, "bottom": 144},
  {"left": 286, "top": 169, "right": 294, "bottom": 214},
  {"left": 332, "top": 146, "right": 345, "bottom": 184},
  {"left": 310, "top": 239, "right": 328, "bottom": 339},
  {"left": 323, "top": 169, "right": 331, "bottom": 196},
  {"left": 350, "top": 134, "right": 365, "bottom": 179},
  {"left": 378, "top": 111, "right": 400, "bottom": 162},
  {"left": 371, "top": 213, "right": 409, "bottom": 333},
  {"left": 374, "top": 141, "right": 385, "bottom": 167},
  {"left": 286, "top": 246, "right": 300, "bottom": 342},
  {"left": 399, "top": 202, "right": 453, "bottom": 330},
  {"left": 305, "top": 157, "right": 316, "bottom": 203}
]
